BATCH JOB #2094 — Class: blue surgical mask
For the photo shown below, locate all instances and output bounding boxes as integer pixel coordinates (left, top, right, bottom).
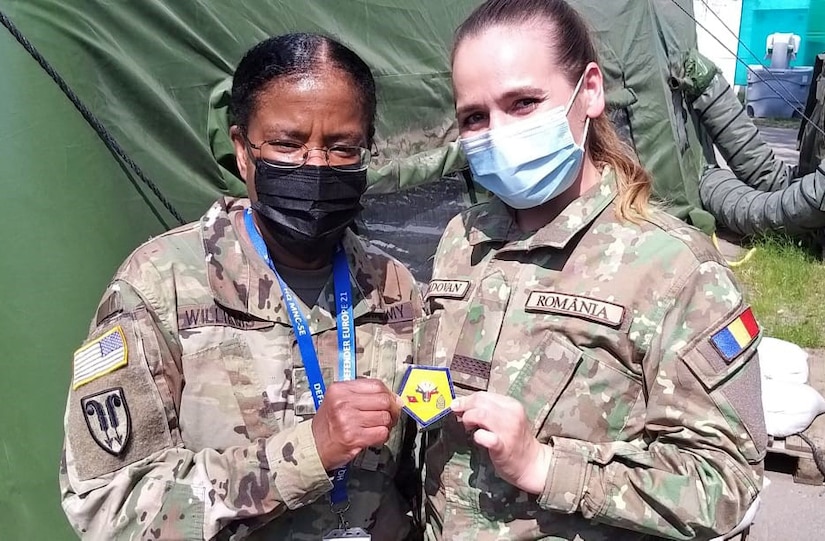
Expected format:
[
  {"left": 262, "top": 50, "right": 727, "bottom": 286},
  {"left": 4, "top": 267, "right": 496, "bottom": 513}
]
[{"left": 460, "top": 75, "right": 589, "bottom": 210}]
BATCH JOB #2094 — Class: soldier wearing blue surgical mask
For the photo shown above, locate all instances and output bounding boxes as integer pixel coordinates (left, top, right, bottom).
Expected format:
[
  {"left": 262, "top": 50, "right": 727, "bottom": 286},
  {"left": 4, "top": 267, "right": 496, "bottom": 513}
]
[
  {"left": 419, "top": 0, "right": 766, "bottom": 539},
  {"left": 459, "top": 71, "right": 591, "bottom": 211}
]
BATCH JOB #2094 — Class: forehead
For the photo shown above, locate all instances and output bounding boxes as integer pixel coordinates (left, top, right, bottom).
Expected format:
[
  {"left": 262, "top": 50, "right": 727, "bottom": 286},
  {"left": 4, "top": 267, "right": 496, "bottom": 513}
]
[
  {"left": 452, "top": 25, "right": 568, "bottom": 106},
  {"left": 247, "top": 69, "right": 367, "bottom": 138}
]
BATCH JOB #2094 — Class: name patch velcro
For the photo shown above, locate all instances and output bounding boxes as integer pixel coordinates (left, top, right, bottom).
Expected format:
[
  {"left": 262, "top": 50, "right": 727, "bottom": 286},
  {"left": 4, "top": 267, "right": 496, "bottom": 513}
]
[
  {"left": 177, "top": 304, "right": 273, "bottom": 331},
  {"left": 386, "top": 301, "right": 414, "bottom": 323},
  {"left": 426, "top": 280, "right": 470, "bottom": 300},
  {"left": 525, "top": 291, "right": 625, "bottom": 327}
]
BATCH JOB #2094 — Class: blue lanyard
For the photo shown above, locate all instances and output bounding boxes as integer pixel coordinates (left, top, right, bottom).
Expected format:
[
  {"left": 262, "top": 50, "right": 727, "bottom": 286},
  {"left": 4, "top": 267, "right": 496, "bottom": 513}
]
[{"left": 243, "top": 208, "right": 355, "bottom": 506}]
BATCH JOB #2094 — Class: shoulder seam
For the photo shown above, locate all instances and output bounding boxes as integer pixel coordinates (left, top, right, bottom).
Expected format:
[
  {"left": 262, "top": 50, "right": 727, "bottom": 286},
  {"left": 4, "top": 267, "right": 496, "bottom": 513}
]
[
  {"left": 639, "top": 213, "right": 723, "bottom": 265},
  {"left": 117, "top": 222, "right": 201, "bottom": 272}
]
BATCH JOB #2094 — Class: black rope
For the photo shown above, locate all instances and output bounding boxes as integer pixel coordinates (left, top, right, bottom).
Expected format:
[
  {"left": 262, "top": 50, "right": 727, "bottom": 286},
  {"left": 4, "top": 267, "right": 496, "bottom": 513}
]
[
  {"left": 0, "top": 9, "right": 186, "bottom": 227},
  {"left": 670, "top": 0, "right": 825, "bottom": 142},
  {"left": 797, "top": 432, "right": 825, "bottom": 478}
]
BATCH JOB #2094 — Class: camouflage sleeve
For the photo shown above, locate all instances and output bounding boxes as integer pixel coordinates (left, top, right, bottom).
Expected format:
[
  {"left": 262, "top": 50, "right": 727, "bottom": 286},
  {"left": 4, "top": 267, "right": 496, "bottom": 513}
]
[
  {"left": 366, "top": 141, "right": 467, "bottom": 195},
  {"left": 537, "top": 260, "right": 765, "bottom": 540},
  {"left": 59, "top": 280, "right": 332, "bottom": 540}
]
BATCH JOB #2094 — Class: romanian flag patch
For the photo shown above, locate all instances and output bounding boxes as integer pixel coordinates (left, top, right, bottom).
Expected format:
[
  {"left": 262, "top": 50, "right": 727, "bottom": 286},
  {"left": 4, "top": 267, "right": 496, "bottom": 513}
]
[{"left": 710, "top": 307, "right": 760, "bottom": 363}]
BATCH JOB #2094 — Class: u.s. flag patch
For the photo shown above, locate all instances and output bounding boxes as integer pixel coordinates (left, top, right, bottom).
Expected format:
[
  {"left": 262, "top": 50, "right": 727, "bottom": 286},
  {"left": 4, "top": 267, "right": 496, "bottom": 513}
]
[
  {"left": 72, "top": 326, "right": 128, "bottom": 389},
  {"left": 710, "top": 307, "right": 760, "bottom": 363}
]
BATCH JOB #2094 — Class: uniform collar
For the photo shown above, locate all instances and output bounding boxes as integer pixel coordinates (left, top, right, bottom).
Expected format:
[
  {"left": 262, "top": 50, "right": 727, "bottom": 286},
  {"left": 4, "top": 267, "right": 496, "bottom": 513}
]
[
  {"left": 201, "top": 197, "right": 385, "bottom": 334},
  {"left": 467, "top": 168, "right": 617, "bottom": 251}
]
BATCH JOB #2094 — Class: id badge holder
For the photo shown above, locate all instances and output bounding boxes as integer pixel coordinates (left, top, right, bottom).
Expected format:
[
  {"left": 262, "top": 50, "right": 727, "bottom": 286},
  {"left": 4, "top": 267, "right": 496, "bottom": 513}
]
[
  {"left": 324, "top": 494, "right": 370, "bottom": 540},
  {"left": 323, "top": 527, "right": 371, "bottom": 540}
]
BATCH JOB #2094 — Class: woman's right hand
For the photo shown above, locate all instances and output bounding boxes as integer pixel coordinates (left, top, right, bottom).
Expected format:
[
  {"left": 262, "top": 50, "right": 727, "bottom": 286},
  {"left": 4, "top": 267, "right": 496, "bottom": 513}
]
[{"left": 311, "top": 379, "right": 402, "bottom": 470}]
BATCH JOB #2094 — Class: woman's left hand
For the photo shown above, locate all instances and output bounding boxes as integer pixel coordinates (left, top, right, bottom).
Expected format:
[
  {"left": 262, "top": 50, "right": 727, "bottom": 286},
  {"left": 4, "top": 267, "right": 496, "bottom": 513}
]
[{"left": 452, "top": 391, "right": 553, "bottom": 494}]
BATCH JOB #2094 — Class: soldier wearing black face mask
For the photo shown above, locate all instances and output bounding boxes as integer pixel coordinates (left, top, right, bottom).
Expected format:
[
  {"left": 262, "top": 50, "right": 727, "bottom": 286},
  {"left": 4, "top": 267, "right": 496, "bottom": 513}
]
[
  {"left": 247, "top": 143, "right": 368, "bottom": 267},
  {"left": 60, "top": 33, "right": 424, "bottom": 541}
]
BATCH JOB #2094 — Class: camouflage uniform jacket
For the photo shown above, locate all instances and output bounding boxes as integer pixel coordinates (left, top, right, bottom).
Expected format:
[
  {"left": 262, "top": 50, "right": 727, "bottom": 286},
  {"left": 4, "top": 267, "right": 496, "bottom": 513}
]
[
  {"left": 419, "top": 171, "right": 766, "bottom": 540},
  {"left": 60, "top": 197, "right": 424, "bottom": 540}
]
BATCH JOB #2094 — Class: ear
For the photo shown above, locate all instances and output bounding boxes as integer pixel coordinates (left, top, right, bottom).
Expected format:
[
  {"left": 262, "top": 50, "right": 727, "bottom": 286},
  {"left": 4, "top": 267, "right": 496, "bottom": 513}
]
[
  {"left": 582, "top": 62, "right": 605, "bottom": 120},
  {"left": 230, "top": 125, "right": 253, "bottom": 182}
]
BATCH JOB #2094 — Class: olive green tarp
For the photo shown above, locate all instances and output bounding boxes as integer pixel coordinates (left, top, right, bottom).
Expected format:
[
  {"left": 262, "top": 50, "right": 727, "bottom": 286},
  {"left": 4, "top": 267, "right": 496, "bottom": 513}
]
[{"left": 0, "top": 1, "right": 708, "bottom": 537}]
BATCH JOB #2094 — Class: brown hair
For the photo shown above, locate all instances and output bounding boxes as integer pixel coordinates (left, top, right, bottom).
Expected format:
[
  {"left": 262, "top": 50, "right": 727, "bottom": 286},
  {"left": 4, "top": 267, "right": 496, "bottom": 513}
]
[{"left": 453, "top": 0, "right": 652, "bottom": 221}]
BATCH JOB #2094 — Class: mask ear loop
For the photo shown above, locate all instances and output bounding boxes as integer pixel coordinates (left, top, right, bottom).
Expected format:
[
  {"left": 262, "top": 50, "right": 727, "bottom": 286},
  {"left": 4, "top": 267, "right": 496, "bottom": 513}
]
[
  {"left": 565, "top": 72, "right": 590, "bottom": 149},
  {"left": 564, "top": 72, "right": 587, "bottom": 114},
  {"left": 578, "top": 117, "right": 591, "bottom": 150}
]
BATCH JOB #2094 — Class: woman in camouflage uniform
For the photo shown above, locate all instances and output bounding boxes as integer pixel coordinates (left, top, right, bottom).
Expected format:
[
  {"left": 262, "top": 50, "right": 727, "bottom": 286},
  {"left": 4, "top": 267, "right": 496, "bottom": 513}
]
[
  {"left": 420, "top": 1, "right": 766, "bottom": 539},
  {"left": 60, "top": 33, "right": 422, "bottom": 540}
]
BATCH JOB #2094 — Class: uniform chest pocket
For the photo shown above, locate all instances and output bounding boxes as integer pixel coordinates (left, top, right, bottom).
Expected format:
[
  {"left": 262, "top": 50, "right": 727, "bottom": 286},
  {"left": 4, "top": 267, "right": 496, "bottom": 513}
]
[
  {"left": 431, "top": 333, "right": 584, "bottom": 520},
  {"left": 497, "top": 332, "right": 584, "bottom": 439},
  {"left": 309, "top": 323, "right": 410, "bottom": 474},
  {"left": 353, "top": 326, "right": 412, "bottom": 474},
  {"left": 543, "top": 350, "right": 644, "bottom": 443},
  {"left": 180, "top": 336, "right": 289, "bottom": 448},
  {"left": 293, "top": 365, "right": 334, "bottom": 421},
  {"left": 448, "top": 270, "right": 510, "bottom": 394},
  {"left": 413, "top": 312, "right": 442, "bottom": 368},
  {"left": 294, "top": 329, "right": 369, "bottom": 422},
  {"left": 496, "top": 325, "right": 644, "bottom": 443}
]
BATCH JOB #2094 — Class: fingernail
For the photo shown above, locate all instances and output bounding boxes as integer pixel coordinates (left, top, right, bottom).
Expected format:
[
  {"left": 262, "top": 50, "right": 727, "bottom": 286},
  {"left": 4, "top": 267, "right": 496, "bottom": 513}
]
[{"left": 452, "top": 398, "right": 461, "bottom": 409}]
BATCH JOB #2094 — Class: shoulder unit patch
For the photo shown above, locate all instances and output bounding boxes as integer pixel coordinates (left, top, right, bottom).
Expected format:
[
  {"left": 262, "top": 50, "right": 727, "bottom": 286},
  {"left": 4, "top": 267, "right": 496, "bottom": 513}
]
[
  {"left": 710, "top": 306, "right": 760, "bottom": 363},
  {"left": 73, "top": 325, "right": 128, "bottom": 390},
  {"left": 81, "top": 387, "right": 131, "bottom": 456},
  {"left": 398, "top": 365, "right": 455, "bottom": 429}
]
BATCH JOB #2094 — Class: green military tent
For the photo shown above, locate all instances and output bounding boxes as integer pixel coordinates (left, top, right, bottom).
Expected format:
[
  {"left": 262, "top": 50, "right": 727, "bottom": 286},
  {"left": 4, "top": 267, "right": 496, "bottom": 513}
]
[{"left": 0, "top": 1, "right": 709, "bottom": 537}]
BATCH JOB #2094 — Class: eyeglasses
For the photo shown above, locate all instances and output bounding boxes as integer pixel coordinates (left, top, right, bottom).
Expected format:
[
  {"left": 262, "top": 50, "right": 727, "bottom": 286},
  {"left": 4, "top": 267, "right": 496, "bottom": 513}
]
[{"left": 244, "top": 136, "right": 372, "bottom": 172}]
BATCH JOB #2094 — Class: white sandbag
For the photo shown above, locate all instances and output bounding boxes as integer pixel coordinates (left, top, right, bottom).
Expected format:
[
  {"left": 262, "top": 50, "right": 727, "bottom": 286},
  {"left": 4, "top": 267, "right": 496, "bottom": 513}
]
[
  {"left": 757, "top": 336, "right": 809, "bottom": 384},
  {"left": 762, "top": 378, "right": 825, "bottom": 438}
]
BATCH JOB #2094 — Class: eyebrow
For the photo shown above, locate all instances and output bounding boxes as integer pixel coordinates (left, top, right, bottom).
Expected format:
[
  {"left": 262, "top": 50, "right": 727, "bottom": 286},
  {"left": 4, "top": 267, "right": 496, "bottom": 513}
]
[
  {"left": 259, "top": 127, "right": 364, "bottom": 145},
  {"left": 456, "top": 86, "right": 548, "bottom": 116},
  {"left": 323, "top": 131, "right": 364, "bottom": 145},
  {"left": 260, "top": 127, "right": 306, "bottom": 141}
]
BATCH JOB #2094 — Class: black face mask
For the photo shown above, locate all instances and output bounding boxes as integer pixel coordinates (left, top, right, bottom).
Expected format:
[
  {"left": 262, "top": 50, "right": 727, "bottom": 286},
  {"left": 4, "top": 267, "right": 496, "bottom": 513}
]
[{"left": 251, "top": 162, "right": 367, "bottom": 262}]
